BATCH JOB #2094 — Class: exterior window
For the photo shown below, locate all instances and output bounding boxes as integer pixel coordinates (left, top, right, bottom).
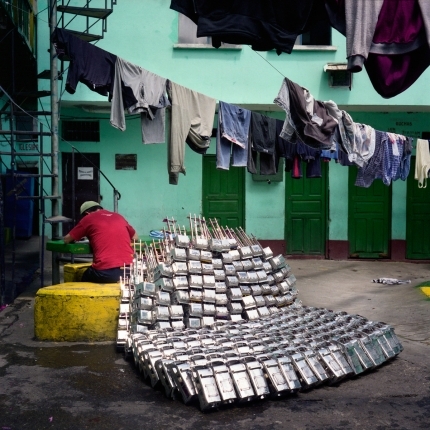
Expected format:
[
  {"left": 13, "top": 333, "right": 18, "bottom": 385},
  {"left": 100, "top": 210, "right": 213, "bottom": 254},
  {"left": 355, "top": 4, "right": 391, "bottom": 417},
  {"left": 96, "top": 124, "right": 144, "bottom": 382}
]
[
  {"left": 295, "top": 21, "right": 332, "bottom": 46},
  {"left": 177, "top": 14, "right": 240, "bottom": 48},
  {"left": 178, "top": 14, "right": 210, "bottom": 44},
  {"left": 62, "top": 120, "right": 100, "bottom": 142},
  {"left": 178, "top": 14, "right": 331, "bottom": 48}
]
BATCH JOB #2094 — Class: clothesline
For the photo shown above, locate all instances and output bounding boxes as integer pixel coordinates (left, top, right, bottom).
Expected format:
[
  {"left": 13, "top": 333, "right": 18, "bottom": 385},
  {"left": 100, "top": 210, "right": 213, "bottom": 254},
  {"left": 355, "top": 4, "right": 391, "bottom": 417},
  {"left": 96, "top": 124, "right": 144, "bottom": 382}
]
[
  {"left": 171, "top": 0, "right": 430, "bottom": 99},
  {"left": 52, "top": 28, "right": 418, "bottom": 188}
]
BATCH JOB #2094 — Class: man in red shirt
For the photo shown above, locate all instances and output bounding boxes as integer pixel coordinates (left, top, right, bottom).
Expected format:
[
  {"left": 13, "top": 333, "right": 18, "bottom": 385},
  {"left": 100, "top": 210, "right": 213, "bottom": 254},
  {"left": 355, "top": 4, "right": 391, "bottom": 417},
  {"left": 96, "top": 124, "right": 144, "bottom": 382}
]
[{"left": 63, "top": 201, "right": 138, "bottom": 283}]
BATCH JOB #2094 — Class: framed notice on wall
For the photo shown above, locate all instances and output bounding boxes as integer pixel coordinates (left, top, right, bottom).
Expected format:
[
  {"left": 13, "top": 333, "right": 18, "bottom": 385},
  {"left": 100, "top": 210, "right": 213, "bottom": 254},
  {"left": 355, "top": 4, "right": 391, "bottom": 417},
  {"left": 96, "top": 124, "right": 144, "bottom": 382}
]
[
  {"left": 77, "top": 167, "right": 93, "bottom": 180},
  {"left": 115, "top": 154, "right": 137, "bottom": 170}
]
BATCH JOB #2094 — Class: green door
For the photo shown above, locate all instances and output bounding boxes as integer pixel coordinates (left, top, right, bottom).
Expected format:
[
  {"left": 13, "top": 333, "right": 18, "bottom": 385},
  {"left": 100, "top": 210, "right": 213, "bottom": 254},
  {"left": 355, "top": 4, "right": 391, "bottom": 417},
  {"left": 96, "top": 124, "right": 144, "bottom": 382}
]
[
  {"left": 202, "top": 155, "right": 245, "bottom": 228},
  {"left": 285, "top": 162, "right": 328, "bottom": 255},
  {"left": 348, "top": 167, "right": 391, "bottom": 258},
  {"left": 406, "top": 157, "right": 430, "bottom": 259}
]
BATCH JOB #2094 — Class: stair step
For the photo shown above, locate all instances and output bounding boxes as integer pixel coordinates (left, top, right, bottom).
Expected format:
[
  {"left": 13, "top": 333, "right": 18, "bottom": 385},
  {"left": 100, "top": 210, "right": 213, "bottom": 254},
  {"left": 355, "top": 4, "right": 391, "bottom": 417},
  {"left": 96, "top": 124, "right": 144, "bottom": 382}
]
[
  {"left": 9, "top": 173, "right": 58, "bottom": 178},
  {"left": 0, "top": 130, "right": 51, "bottom": 137},
  {"left": 37, "top": 70, "right": 62, "bottom": 80},
  {"left": 16, "top": 195, "right": 61, "bottom": 200},
  {"left": 57, "top": 5, "right": 113, "bottom": 19},
  {"left": 14, "top": 111, "right": 52, "bottom": 116},
  {"left": 15, "top": 90, "right": 51, "bottom": 98},
  {"left": 0, "top": 151, "right": 53, "bottom": 156},
  {"left": 66, "top": 29, "right": 103, "bottom": 43}
]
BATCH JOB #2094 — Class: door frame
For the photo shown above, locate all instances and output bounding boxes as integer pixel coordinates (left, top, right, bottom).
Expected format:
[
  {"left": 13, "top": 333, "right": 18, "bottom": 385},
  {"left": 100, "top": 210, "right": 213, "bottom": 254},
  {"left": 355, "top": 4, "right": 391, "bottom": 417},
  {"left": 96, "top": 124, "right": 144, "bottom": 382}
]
[
  {"left": 285, "top": 160, "right": 329, "bottom": 257},
  {"left": 348, "top": 167, "right": 392, "bottom": 258},
  {"left": 406, "top": 156, "right": 430, "bottom": 259},
  {"left": 61, "top": 152, "right": 100, "bottom": 228},
  {"left": 202, "top": 154, "right": 245, "bottom": 229}
]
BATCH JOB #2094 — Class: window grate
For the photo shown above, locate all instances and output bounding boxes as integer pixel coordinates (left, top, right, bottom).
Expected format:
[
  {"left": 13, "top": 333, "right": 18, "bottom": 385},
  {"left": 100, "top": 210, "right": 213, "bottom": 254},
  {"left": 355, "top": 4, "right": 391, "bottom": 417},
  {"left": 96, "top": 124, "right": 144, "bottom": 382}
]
[
  {"left": 62, "top": 120, "right": 100, "bottom": 142},
  {"left": 296, "top": 20, "right": 332, "bottom": 46}
]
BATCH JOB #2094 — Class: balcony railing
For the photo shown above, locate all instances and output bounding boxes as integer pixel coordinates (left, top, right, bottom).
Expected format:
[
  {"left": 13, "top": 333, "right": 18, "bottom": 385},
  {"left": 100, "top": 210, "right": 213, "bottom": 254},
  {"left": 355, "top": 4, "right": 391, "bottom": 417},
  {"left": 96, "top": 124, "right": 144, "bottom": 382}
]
[{"left": 0, "top": 0, "right": 37, "bottom": 55}]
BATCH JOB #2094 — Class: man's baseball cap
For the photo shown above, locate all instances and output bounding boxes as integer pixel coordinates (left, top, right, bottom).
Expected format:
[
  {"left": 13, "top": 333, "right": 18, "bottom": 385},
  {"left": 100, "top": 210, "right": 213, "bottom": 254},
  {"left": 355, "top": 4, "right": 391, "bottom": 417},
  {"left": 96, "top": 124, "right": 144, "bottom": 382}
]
[{"left": 80, "top": 201, "right": 100, "bottom": 215}]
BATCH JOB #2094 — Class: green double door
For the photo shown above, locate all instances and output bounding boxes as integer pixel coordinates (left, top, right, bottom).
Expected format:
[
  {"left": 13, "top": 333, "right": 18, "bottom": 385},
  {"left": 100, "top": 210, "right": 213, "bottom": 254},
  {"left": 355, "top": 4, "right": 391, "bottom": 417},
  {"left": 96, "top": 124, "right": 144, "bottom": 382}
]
[
  {"left": 202, "top": 155, "right": 245, "bottom": 228},
  {"left": 285, "top": 162, "right": 328, "bottom": 255},
  {"left": 348, "top": 167, "right": 391, "bottom": 258},
  {"left": 406, "top": 157, "right": 430, "bottom": 259}
]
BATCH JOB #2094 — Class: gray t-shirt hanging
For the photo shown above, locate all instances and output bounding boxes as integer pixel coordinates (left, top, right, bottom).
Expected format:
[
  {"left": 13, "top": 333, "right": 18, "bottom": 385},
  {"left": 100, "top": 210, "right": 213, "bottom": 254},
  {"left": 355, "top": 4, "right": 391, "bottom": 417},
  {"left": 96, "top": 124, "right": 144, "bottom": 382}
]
[{"left": 110, "top": 57, "right": 169, "bottom": 144}]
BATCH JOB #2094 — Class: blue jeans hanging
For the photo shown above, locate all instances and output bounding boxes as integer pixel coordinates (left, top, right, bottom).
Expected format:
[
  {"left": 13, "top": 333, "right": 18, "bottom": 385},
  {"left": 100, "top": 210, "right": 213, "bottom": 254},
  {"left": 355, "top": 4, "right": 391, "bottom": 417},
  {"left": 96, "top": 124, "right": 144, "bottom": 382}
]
[{"left": 216, "top": 101, "right": 250, "bottom": 170}]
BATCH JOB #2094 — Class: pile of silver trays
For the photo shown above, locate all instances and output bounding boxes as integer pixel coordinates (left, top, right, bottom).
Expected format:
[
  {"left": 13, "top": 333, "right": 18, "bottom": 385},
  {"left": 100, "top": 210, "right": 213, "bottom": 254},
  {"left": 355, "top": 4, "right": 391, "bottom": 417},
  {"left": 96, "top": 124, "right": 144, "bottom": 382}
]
[
  {"left": 124, "top": 305, "right": 403, "bottom": 411},
  {"left": 120, "top": 237, "right": 302, "bottom": 333}
]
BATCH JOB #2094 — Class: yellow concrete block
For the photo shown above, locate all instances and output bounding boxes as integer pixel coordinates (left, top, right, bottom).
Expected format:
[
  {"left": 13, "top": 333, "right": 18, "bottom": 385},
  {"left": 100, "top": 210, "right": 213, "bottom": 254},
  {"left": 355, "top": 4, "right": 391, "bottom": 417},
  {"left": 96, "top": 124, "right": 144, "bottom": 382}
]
[
  {"left": 34, "top": 282, "right": 121, "bottom": 342},
  {"left": 63, "top": 262, "right": 92, "bottom": 282},
  {"left": 420, "top": 286, "right": 430, "bottom": 298}
]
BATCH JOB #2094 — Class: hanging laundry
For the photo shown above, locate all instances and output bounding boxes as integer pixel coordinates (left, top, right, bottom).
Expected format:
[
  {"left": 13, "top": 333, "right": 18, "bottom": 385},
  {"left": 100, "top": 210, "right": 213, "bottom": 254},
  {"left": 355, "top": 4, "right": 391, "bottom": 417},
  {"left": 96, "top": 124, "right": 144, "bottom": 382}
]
[
  {"left": 247, "top": 112, "right": 277, "bottom": 175},
  {"left": 415, "top": 139, "right": 430, "bottom": 188},
  {"left": 394, "top": 136, "right": 413, "bottom": 181},
  {"left": 274, "top": 78, "right": 337, "bottom": 151},
  {"left": 52, "top": 28, "right": 117, "bottom": 98},
  {"left": 185, "top": 129, "right": 211, "bottom": 155},
  {"left": 321, "top": 146, "right": 338, "bottom": 161},
  {"left": 303, "top": 151, "right": 322, "bottom": 179},
  {"left": 291, "top": 154, "right": 303, "bottom": 179},
  {"left": 384, "top": 134, "right": 409, "bottom": 186},
  {"left": 275, "top": 119, "right": 293, "bottom": 172},
  {"left": 273, "top": 78, "right": 296, "bottom": 144},
  {"left": 167, "top": 81, "right": 216, "bottom": 185},
  {"left": 276, "top": 119, "right": 321, "bottom": 178},
  {"left": 323, "top": 100, "right": 355, "bottom": 156},
  {"left": 110, "top": 57, "right": 169, "bottom": 144},
  {"left": 355, "top": 131, "right": 411, "bottom": 188},
  {"left": 364, "top": 0, "right": 430, "bottom": 98},
  {"left": 337, "top": 144, "right": 355, "bottom": 167},
  {"left": 355, "top": 130, "right": 386, "bottom": 188},
  {"left": 385, "top": 133, "right": 403, "bottom": 183},
  {"left": 341, "top": 0, "right": 385, "bottom": 73},
  {"left": 216, "top": 101, "right": 250, "bottom": 170},
  {"left": 349, "top": 123, "right": 376, "bottom": 168},
  {"left": 325, "top": 0, "right": 430, "bottom": 98},
  {"left": 170, "top": 0, "right": 328, "bottom": 55}
]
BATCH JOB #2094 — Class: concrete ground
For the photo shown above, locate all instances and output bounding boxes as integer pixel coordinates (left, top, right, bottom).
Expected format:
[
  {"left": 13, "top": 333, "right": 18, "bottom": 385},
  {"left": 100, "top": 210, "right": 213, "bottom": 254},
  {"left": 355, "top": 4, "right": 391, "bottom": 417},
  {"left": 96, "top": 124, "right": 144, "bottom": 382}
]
[{"left": 1, "top": 238, "right": 429, "bottom": 429}]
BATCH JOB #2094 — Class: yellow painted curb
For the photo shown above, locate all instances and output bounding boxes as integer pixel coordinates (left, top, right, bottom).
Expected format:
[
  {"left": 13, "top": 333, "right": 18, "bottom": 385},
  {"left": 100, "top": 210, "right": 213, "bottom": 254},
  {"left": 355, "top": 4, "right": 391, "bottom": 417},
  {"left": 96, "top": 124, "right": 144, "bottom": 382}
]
[
  {"left": 34, "top": 282, "right": 120, "bottom": 342},
  {"left": 420, "top": 286, "right": 430, "bottom": 298},
  {"left": 63, "top": 263, "right": 92, "bottom": 282}
]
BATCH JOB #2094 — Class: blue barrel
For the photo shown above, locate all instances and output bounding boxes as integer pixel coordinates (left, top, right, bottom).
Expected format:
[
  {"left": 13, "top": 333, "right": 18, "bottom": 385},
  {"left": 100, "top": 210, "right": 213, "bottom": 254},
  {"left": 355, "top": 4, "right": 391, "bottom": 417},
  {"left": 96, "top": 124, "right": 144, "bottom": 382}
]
[{"left": 4, "top": 171, "right": 34, "bottom": 238}]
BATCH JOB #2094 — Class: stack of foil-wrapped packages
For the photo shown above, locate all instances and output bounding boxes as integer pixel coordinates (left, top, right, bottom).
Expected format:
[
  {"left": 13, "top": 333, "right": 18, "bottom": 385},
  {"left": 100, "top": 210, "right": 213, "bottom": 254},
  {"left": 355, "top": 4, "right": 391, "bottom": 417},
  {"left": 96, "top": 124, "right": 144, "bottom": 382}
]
[{"left": 116, "top": 216, "right": 403, "bottom": 411}]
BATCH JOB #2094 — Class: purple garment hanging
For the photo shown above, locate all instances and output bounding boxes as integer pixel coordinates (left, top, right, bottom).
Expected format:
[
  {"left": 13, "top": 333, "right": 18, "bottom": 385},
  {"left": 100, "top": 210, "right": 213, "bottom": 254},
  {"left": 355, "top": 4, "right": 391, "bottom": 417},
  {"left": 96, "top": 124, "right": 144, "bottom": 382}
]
[{"left": 325, "top": 0, "right": 430, "bottom": 98}]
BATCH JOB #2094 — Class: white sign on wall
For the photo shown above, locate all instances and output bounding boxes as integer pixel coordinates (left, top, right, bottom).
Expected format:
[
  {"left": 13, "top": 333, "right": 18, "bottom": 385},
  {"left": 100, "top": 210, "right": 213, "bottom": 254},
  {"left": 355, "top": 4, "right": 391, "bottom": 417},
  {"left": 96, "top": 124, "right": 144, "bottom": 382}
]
[{"left": 78, "top": 167, "right": 93, "bottom": 180}]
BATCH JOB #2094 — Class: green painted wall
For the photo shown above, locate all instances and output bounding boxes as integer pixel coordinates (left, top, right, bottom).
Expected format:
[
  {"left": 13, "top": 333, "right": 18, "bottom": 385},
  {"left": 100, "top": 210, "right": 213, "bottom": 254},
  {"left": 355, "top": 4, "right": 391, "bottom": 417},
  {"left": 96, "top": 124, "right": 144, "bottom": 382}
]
[
  {"left": 38, "top": 0, "right": 430, "bottom": 109},
  {"left": 32, "top": 1, "right": 430, "bottom": 244},
  {"left": 59, "top": 108, "right": 203, "bottom": 233},
  {"left": 328, "top": 162, "right": 349, "bottom": 241},
  {"left": 349, "top": 112, "right": 430, "bottom": 241}
]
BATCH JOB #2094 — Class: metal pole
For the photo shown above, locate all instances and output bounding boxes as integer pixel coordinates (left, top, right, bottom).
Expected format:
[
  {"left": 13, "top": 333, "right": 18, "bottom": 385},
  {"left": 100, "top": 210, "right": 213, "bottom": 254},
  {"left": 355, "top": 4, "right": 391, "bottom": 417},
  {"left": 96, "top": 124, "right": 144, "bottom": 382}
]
[
  {"left": 0, "top": 149, "right": 4, "bottom": 305},
  {"left": 9, "top": 108, "right": 16, "bottom": 302},
  {"left": 50, "top": 0, "right": 60, "bottom": 284},
  {"left": 71, "top": 147, "right": 75, "bottom": 263},
  {"left": 40, "top": 123, "right": 45, "bottom": 288},
  {"left": 114, "top": 189, "right": 119, "bottom": 213},
  {"left": 71, "top": 147, "right": 75, "bottom": 224}
]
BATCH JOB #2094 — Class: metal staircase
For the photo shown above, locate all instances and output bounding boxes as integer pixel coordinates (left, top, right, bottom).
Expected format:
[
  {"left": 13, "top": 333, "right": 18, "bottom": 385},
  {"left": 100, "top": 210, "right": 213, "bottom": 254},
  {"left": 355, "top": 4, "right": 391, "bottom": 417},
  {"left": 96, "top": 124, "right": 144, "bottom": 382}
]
[
  {"left": 58, "top": 1, "right": 114, "bottom": 42},
  {"left": 0, "top": 0, "right": 118, "bottom": 304}
]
